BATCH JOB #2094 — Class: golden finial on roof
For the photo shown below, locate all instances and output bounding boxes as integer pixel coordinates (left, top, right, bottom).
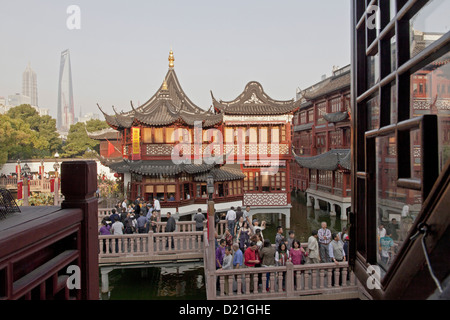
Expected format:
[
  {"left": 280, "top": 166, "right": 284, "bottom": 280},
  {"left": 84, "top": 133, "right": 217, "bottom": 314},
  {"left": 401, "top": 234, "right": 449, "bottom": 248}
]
[
  {"left": 168, "top": 49, "right": 174, "bottom": 68},
  {"left": 162, "top": 79, "right": 168, "bottom": 91}
]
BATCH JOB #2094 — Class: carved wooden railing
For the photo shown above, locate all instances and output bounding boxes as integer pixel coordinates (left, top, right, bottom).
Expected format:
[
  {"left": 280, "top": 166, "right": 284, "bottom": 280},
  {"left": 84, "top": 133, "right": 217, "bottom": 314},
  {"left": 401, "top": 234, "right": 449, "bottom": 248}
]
[
  {"left": 212, "top": 261, "right": 357, "bottom": 300},
  {"left": 98, "top": 231, "right": 205, "bottom": 264}
]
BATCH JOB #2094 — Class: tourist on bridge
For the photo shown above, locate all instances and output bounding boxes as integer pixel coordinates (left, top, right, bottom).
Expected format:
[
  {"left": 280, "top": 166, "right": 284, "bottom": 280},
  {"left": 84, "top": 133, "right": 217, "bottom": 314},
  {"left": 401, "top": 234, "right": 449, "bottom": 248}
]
[
  {"left": 165, "top": 212, "right": 176, "bottom": 249},
  {"left": 216, "top": 239, "right": 226, "bottom": 269},
  {"left": 329, "top": 233, "right": 346, "bottom": 286},
  {"left": 153, "top": 197, "right": 161, "bottom": 220},
  {"left": 235, "top": 206, "right": 243, "bottom": 222},
  {"left": 275, "top": 242, "right": 289, "bottom": 291},
  {"left": 223, "top": 228, "right": 233, "bottom": 247},
  {"left": 318, "top": 222, "right": 332, "bottom": 262},
  {"left": 243, "top": 206, "right": 254, "bottom": 232},
  {"left": 232, "top": 243, "right": 244, "bottom": 293},
  {"left": 121, "top": 198, "right": 128, "bottom": 210},
  {"left": 234, "top": 216, "right": 245, "bottom": 241},
  {"left": 225, "top": 207, "right": 237, "bottom": 237},
  {"left": 260, "top": 239, "right": 276, "bottom": 292},
  {"left": 252, "top": 219, "right": 266, "bottom": 240},
  {"left": 136, "top": 212, "right": 147, "bottom": 234},
  {"left": 307, "top": 230, "right": 320, "bottom": 264},
  {"left": 109, "top": 208, "right": 120, "bottom": 224},
  {"left": 275, "top": 226, "right": 284, "bottom": 249},
  {"left": 289, "top": 240, "right": 306, "bottom": 265},
  {"left": 244, "top": 242, "right": 260, "bottom": 292},
  {"left": 111, "top": 218, "right": 124, "bottom": 253},
  {"left": 194, "top": 208, "right": 206, "bottom": 232},
  {"left": 237, "top": 221, "right": 251, "bottom": 253},
  {"left": 221, "top": 246, "right": 233, "bottom": 295},
  {"left": 329, "top": 233, "right": 346, "bottom": 264},
  {"left": 287, "top": 230, "right": 295, "bottom": 250}
]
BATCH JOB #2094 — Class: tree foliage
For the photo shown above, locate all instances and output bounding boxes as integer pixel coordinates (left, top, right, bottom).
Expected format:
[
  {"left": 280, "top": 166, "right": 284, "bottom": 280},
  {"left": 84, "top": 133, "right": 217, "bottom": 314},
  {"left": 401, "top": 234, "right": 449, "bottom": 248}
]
[
  {"left": 0, "top": 113, "right": 41, "bottom": 167},
  {"left": 61, "top": 119, "right": 110, "bottom": 158},
  {"left": 8, "top": 105, "right": 62, "bottom": 155}
]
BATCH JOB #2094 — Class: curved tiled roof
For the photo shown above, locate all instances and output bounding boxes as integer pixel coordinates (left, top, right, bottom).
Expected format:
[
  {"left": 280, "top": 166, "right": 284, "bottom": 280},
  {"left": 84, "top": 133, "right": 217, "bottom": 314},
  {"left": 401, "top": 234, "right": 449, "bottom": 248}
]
[
  {"left": 106, "top": 159, "right": 245, "bottom": 181},
  {"left": 194, "top": 165, "right": 246, "bottom": 182},
  {"left": 211, "top": 81, "right": 299, "bottom": 115},
  {"left": 98, "top": 68, "right": 222, "bottom": 129},
  {"left": 300, "top": 71, "right": 350, "bottom": 101},
  {"left": 294, "top": 149, "right": 351, "bottom": 171},
  {"left": 86, "top": 127, "right": 119, "bottom": 140},
  {"left": 323, "top": 111, "right": 349, "bottom": 123}
]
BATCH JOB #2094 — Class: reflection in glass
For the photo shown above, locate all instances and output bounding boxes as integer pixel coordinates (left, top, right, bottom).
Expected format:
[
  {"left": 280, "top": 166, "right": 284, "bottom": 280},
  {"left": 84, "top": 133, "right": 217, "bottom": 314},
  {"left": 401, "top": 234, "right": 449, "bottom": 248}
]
[
  {"left": 411, "top": 130, "right": 422, "bottom": 180},
  {"left": 367, "top": 94, "right": 380, "bottom": 130},
  {"left": 410, "top": 0, "right": 450, "bottom": 58},
  {"left": 376, "top": 135, "right": 422, "bottom": 278},
  {"left": 410, "top": 52, "right": 450, "bottom": 172},
  {"left": 390, "top": 36, "right": 397, "bottom": 73},
  {"left": 367, "top": 53, "right": 380, "bottom": 88},
  {"left": 390, "top": 82, "right": 397, "bottom": 124}
]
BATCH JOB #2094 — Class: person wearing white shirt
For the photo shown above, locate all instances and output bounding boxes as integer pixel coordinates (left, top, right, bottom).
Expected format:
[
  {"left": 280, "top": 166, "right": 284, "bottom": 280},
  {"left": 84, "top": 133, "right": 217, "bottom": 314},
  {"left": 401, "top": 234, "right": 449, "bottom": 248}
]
[
  {"left": 111, "top": 220, "right": 124, "bottom": 253},
  {"left": 153, "top": 198, "right": 161, "bottom": 221},
  {"left": 253, "top": 219, "right": 266, "bottom": 241},
  {"left": 225, "top": 207, "right": 237, "bottom": 238}
]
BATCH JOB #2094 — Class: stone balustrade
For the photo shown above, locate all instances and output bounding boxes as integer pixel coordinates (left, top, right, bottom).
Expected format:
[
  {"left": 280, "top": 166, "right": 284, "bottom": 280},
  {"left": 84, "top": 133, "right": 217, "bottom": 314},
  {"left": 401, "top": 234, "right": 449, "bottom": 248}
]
[{"left": 212, "top": 261, "right": 357, "bottom": 300}]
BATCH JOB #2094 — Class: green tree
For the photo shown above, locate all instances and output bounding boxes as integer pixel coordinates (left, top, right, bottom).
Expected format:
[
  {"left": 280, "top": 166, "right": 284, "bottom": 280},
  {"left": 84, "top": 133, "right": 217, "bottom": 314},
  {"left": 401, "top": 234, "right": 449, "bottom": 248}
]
[
  {"left": 61, "top": 119, "right": 110, "bottom": 158},
  {"left": 0, "top": 113, "right": 41, "bottom": 167},
  {"left": 6, "top": 104, "right": 62, "bottom": 157}
]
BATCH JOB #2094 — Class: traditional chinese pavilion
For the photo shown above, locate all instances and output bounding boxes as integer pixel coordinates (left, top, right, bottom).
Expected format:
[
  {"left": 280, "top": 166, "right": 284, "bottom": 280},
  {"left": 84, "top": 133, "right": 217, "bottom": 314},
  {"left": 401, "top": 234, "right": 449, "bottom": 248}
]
[
  {"left": 211, "top": 81, "right": 299, "bottom": 208},
  {"left": 291, "top": 65, "right": 352, "bottom": 219},
  {"left": 98, "top": 51, "right": 245, "bottom": 216}
]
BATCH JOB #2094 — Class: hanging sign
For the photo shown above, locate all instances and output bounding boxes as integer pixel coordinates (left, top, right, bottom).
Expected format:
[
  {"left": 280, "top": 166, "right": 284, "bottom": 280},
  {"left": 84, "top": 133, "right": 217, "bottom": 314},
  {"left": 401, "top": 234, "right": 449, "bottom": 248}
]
[{"left": 131, "top": 127, "right": 141, "bottom": 160}]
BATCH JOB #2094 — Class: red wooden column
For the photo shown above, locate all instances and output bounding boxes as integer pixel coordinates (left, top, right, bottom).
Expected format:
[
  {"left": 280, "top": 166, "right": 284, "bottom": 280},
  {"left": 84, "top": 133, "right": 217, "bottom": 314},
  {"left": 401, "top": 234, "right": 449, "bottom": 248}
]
[{"left": 60, "top": 160, "right": 99, "bottom": 300}]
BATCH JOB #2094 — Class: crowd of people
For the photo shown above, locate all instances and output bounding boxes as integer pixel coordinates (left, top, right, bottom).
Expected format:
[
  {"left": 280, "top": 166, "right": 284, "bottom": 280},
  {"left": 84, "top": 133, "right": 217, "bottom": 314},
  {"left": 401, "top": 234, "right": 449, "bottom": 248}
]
[
  {"left": 99, "top": 197, "right": 166, "bottom": 237},
  {"left": 214, "top": 206, "right": 350, "bottom": 292},
  {"left": 98, "top": 198, "right": 351, "bottom": 291}
]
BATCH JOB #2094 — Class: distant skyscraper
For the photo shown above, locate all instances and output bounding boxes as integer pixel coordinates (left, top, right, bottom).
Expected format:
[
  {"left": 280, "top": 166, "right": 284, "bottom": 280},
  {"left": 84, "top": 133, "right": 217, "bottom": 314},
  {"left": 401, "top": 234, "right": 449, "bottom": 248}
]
[
  {"left": 22, "top": 63, "right": 38, "bottom": 106},
  {"left": 57, "top": 49, "right": 75, "bottom": 131}
]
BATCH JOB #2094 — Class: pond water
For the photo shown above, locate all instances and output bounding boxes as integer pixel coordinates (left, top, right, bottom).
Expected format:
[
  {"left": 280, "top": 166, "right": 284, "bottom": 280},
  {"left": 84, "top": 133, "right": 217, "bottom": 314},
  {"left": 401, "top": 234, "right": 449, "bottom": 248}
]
[{"left": 100, "top": 191, "right": 348, "bottom": 300}]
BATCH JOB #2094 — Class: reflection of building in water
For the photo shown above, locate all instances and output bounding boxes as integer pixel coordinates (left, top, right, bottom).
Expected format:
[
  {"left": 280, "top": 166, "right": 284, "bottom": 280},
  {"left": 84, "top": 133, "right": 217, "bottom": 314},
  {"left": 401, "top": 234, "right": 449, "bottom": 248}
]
[
  {"left": 350, "top": 0, "right": 450, "bottom": 299},
  {"left": 157, "top": 265, "right": 204, "bottom": 298}
]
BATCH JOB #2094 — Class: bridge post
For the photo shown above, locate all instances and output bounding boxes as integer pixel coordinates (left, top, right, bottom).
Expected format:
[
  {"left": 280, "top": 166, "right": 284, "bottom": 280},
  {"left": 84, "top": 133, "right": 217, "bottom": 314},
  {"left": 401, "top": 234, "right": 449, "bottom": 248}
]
[
  {"left": 61, "top": 160, "right": 99, "bottom": 300},
  {"left": 100, "top": 267, "right": 113, "bottom": 293},
  {"left": 285, "top": 261, "right": 294, "bottom": 297},
  {"left": 314, "top": 198, "right": 321, "bottom": 210},
  {"left": 206, "top": 197, "right": 216, "bottom": 299}
]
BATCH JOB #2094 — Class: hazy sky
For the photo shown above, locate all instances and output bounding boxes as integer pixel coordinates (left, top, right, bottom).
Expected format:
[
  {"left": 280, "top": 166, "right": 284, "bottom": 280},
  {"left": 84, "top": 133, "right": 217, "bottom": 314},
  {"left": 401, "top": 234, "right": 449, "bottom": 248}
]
[{"left": 0, "top": 0, "right": 351, "bottom": 119}]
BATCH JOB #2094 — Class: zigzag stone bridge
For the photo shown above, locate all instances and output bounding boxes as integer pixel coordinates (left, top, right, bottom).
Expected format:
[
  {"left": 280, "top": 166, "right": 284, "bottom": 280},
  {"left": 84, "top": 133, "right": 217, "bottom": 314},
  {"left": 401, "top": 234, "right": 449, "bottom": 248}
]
[{"left": 98, "top": 209, "right": 361, "bottom": 300}]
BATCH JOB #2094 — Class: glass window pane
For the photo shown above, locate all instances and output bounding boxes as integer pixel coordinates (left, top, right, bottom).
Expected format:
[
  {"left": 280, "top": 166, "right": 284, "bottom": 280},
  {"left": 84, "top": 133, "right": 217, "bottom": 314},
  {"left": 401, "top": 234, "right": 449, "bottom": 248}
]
[
  {"left": 390, "top": 82, "right": 397, "bottom": 124},
  {"left": 410, "top": 52, "right": 450, "bottom": 172},
  {"left": 376, "top": 135, "right": 422, "bottom": 278},
  {"left": 410, "top": 0, "right": 450, "bottom": 58},
  {"left": 367, "top": 52, "right": 380, "bottom": 88},
  {"left": 367, "top": 94, "right": 380, "bottom": 130}
]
